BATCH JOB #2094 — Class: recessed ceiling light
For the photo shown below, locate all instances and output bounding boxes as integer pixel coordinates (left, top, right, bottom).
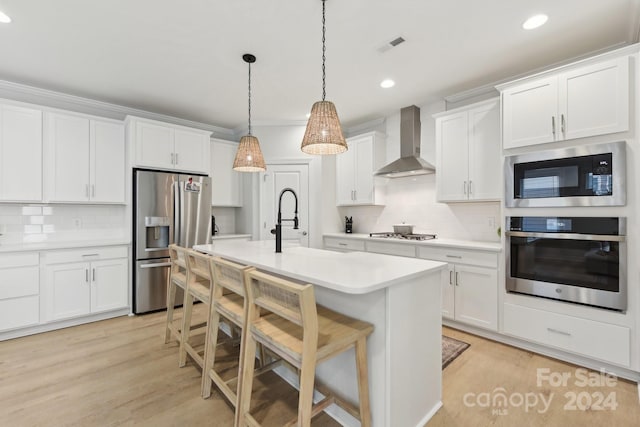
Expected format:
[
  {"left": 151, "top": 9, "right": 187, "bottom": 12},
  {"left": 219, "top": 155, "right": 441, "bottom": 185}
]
[
  {"left": 0, "top": 10, "right": 11, "bottom": 23},
  {"left": 522, "top": 14, "right": 548, "bottom": 30},
  {"left": 380, "top": 79, "right": 395, "bottom": 89}
]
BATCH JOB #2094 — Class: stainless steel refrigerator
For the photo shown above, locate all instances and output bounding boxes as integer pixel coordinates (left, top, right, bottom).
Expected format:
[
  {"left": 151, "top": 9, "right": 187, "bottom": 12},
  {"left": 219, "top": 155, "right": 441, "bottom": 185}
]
[{"left": 133, "top": 169, "right": 211, "bottom": 314}]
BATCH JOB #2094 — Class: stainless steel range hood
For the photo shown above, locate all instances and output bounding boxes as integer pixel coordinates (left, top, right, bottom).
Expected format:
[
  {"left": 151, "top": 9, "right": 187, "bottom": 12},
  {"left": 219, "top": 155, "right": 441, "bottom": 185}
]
[{"left": 374, "top": 105, "right": 435, "bottom": 178}]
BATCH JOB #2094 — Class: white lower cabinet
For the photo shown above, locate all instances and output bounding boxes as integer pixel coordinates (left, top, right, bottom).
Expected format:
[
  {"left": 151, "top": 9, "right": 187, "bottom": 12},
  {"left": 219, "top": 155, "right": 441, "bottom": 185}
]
[
  {"left": 418, "top": 246, "right": 498, "bottom": 331},
  {"left": 503, "top": 303, "right": 630, "bottom": 367},
  {"left": 43, "top": 246, "right": 128, "bottom": 322},
  {"left": 0, "top": 252, "right": 40, "bottom": 332}
]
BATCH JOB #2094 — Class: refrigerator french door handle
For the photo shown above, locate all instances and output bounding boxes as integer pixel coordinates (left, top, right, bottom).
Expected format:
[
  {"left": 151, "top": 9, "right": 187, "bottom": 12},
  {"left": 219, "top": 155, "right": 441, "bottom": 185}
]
[{"left": 173, "top": 181, "right": 180, "bottom": 245}]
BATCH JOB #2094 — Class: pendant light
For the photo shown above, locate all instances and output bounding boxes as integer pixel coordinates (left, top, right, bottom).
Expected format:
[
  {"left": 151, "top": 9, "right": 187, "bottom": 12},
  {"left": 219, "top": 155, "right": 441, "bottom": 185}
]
[
  {"left": 300, "top": 0, "right": 347, "bottom": 155},
  {"left": 233, "top": 54, "right": 266, "bottom": 172}
]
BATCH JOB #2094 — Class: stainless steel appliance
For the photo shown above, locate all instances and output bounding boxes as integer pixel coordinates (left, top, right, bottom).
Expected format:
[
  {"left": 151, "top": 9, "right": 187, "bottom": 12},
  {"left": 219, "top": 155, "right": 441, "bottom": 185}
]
[
  {"left": 506, "top": 216, "right": 626, "bottom": 311},
  {"left": 133, "top": 169, "right": 211, "bottom": 314},
  {"left": 370, "top": 232, "right": 437, "bottom": 241},
  {"left": 505, "top": 141, "right": 626, "bottom": 207}
]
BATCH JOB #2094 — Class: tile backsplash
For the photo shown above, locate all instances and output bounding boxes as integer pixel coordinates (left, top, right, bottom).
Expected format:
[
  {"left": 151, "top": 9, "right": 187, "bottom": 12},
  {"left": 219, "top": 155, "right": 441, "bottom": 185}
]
[
  {"left": 338, "top": 174, "right": 501, "bottom": 242},
  {"left": 0, "top": 204, "right": 127, "bottom": 243}
]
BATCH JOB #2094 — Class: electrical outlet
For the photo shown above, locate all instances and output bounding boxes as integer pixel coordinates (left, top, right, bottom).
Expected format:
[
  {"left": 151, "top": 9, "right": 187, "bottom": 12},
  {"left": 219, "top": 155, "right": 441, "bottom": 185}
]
[{"left": 73, "top": 218, "right": 82, "bottom": 228}]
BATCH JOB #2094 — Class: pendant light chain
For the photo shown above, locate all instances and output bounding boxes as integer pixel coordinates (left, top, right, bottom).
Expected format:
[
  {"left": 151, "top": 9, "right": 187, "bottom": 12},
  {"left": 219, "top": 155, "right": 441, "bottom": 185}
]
[
  {"left": 321, "top": 0, "right": 326, "bottom": 101},
  {"left": 248, "top": 61, "right": 252, "bottom": 135}
]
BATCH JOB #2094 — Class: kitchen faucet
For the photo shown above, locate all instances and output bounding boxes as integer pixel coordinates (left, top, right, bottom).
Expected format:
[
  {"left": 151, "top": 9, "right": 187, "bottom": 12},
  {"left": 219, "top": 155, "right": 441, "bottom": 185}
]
[{"left": 270, "top": 187, "right": 298, "bottom": 253}]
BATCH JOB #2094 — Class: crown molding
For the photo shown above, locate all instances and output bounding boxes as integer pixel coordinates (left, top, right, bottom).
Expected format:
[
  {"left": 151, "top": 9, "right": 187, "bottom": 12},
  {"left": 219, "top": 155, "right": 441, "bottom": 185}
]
[
  {"left": 446, "top": 42, "right": 636, "bottom": 104},
  {"left": 344, "top": 117, "right": 386, "bottom": 136},
  {"left": 0, "top": 79, "right": 235, "bottom": 138}
]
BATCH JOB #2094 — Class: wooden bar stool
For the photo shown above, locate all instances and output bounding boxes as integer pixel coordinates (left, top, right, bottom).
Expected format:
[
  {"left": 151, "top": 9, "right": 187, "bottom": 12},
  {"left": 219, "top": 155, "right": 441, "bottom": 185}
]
[
  {"left": 164, "top": 244, "right": 189, "bottom": 344},
  {"left": 179, "top": 249, "right": 214, "bottom": 368},
  {"left": 201, "top": 257, "right": 253, "bottom": 402},
  {"left": 236, "top": 269, "right": 374, "bottom": 427}
]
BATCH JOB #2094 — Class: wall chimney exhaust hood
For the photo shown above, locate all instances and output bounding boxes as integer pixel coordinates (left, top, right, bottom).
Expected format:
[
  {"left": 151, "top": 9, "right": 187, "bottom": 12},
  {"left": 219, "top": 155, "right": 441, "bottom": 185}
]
[{"left": 374, "top": 105, "right": 435, "bottom": 178}]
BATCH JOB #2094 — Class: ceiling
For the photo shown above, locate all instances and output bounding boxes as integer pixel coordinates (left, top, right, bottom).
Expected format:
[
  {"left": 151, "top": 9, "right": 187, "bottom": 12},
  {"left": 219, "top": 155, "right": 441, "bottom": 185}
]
[{"left": 0, "top": 0, "right": 638, "bottom": 130}]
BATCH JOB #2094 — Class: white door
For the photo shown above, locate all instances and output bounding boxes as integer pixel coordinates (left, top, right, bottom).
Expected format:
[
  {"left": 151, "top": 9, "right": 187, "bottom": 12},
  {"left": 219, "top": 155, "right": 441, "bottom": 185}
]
[
  {"left": 211, "top": 139, "right": 243, "bottom": 207},
  {"left": 259, "top": 163, "right": 309, "bottom": 247},
  {"left": 454, "top": 264, "right": 498, "bottom": 331},
  {"left": 441, "top": 263, "right": 455, "bottom": 320},
  {"left": 91, "top": 120, "right": 125, "bottom": 203},
  {"left": 502, "top": 76, "right": 558, "bottom": 149},
  {"left": 560, "top": 56, "right": 629, "bottom": 141},
  {"left": 90, "top": 258, "right": 128, "bottom": 313},
  {"left": 335, "top": 142, "right": 355, "bottom": 206},
  {"left": 436, "top": 111, "right": 469, "bottom": 201},
  {"left": 353, "top": 135, "right": 375, "bottom": 204},
  {"left": 45, "top": 262, "right": 91, "bottom": 321},
  {"left": 135, "top": 121, "right": 174, "bottom": 169},
  {"left": 46, "top": 113, "right": 90, "bottom": 202},
  {"left": 0, "top": 105, "right": 42, "bottom": 202},
  {"left": 174, "top": 129, "right": 210, "bottom": 174},
  {"left": 468, "top": 100, "right": 501, "bottom": 201}
]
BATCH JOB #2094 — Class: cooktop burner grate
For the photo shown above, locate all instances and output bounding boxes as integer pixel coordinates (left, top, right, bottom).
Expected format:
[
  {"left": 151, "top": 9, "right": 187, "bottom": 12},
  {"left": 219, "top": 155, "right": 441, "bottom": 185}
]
[{"left": 369, "top": 232, "right": 437, "bottom": 241}]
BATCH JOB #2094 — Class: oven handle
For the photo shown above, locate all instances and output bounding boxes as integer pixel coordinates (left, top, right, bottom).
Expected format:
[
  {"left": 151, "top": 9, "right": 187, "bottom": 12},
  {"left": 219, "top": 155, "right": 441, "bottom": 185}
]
[{"left": 506, "top": 231, "right": 625, "bottom": 242}]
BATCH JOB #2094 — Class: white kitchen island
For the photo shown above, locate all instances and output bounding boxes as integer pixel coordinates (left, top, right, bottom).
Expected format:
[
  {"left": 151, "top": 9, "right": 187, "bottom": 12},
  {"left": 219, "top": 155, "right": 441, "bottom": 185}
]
[{"left": 194, "top": 240, "right": 446, "bottom": 427}]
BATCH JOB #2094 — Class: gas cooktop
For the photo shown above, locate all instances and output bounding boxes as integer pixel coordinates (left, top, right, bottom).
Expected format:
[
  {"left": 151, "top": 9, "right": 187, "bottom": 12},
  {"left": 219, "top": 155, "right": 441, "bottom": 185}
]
[{"left": 369, "top": 232, "right": 437, "bottom": 241}]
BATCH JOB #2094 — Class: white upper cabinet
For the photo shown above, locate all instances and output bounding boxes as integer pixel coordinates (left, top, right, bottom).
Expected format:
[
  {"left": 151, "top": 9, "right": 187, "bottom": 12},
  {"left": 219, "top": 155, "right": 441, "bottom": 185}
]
[
  {"left": 211, "top": 138, "right": 243, "bottom": 207},
  {"left": 336, "top": 131, "right": 386, "bottom": 206},
  {"left": 501, "top": 56, "right": 629, "bottom": 149},
  {"left": 45, "top": 112, "right": 125, "bottom": 203},
  {"left": 435, "top": 98, "right": 500, "bottom": 202},
  {"left": 0, "top": 104, "right": 43, "bottom": 202},
  {"left": 128, "top": 116, "right": 211, "bottom": 174}
]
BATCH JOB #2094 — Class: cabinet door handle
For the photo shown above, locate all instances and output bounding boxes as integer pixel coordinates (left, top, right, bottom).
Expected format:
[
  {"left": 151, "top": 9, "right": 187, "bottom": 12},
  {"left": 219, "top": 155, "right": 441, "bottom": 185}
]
[
  {"left": 547, "top": 327, "right": 571, "bottom": 337},
  {"left": 561, "top": 114, "right": 565, "bottom": 135},
  {"left": 91, "top": 185, "right": 95, "bottom": 198},
  {"left": 175, "top": 153, "right": 179, "bottom": 165},
  {"left": 85, "top": 269, "right": 89, "bottom": 283},
  {"left": 551, "top": 116, "right": 556, "bottom": 136},
  {"left": 171, "top": 153, "right": 175, "bottom": 165},
  {"left": 92, "top": 268, "right": 96, "bottom": 282},
  {"left": 468, "top": 180, "right": 473, "bottom": 195},
  {"left": 449, "top": 270, "right": 453, "bottom": 285},
  {"left": 455, "top": 271, "right": 460, "bottom": 286},
  {"left": 463, "top": 181, "right": 467, "bottom": 195}
]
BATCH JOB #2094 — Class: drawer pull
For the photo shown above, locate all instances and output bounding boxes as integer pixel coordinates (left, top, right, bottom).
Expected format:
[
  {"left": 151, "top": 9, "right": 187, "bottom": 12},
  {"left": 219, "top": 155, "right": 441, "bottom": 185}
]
[
  {"left": 449, "top": 270, "right": 453, "bottom": 285},
  {"left": 446, "top": 255, "right": 462, "bottom": 259},
  {"left": 82, "top": 253, "right": 100, "bottom": 258},
  {"left": 338, "top": 243, "right": 348, "bottom": 246},
  {"left": 547, "top": 327, "right": 571, "bottom": 337}
]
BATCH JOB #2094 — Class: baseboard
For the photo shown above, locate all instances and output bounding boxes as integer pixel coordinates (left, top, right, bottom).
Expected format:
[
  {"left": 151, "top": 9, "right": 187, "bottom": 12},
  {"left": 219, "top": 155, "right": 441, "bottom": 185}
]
[
  {"left": 0, "top": 308, "right": 130, "bottom": 341},
  {"left": 443, "top": 320, "right": 640, "bottom": 383}
]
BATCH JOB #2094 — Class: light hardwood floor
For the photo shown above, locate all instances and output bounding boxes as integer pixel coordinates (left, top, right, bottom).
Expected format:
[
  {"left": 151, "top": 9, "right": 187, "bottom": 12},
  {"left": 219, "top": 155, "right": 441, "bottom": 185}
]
[
  {"left": 431, "top": 326, "right": 640, "bottom": 427},
  {"left": 1, "top": 307, "right": 639, "bottom": 426}
]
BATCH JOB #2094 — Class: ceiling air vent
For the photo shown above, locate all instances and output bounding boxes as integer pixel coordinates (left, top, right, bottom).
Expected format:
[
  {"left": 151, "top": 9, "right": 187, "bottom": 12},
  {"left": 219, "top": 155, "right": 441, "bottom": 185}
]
[{"left": 377, "top": 36, "right": 406, "bottom": 53}]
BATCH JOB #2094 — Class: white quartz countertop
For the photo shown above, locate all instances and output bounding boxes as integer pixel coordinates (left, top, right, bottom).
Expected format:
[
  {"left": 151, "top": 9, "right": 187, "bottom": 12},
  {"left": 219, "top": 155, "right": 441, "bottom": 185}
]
[
  {"left": 194, "top": 240, "right": 446, "bottom": 295},
  {"left": 324, "top": 233, "right": 502, "bottom": 252},
  {"left": 211, "top": 234, "right": 252, "bottom": 240},
  {"left": 0, "top": 238, "right": 131, "bottom": 253}
]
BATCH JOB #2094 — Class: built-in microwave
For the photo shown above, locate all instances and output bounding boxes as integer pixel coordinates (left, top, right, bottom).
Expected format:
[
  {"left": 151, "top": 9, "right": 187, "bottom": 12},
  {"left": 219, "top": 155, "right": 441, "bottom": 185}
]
[{"left": 505, "top": 141, "right": 626, "bottom": 207}]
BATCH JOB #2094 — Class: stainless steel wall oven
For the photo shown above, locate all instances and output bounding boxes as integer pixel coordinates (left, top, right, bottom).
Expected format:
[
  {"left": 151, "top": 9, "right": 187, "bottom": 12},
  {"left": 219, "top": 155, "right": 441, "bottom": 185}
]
[
  {"left": 506, "top": 216, "right": 626, "bottom": 311},
  {"left": 505, "top": 141, "right": 626, "bottom": 207}
]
